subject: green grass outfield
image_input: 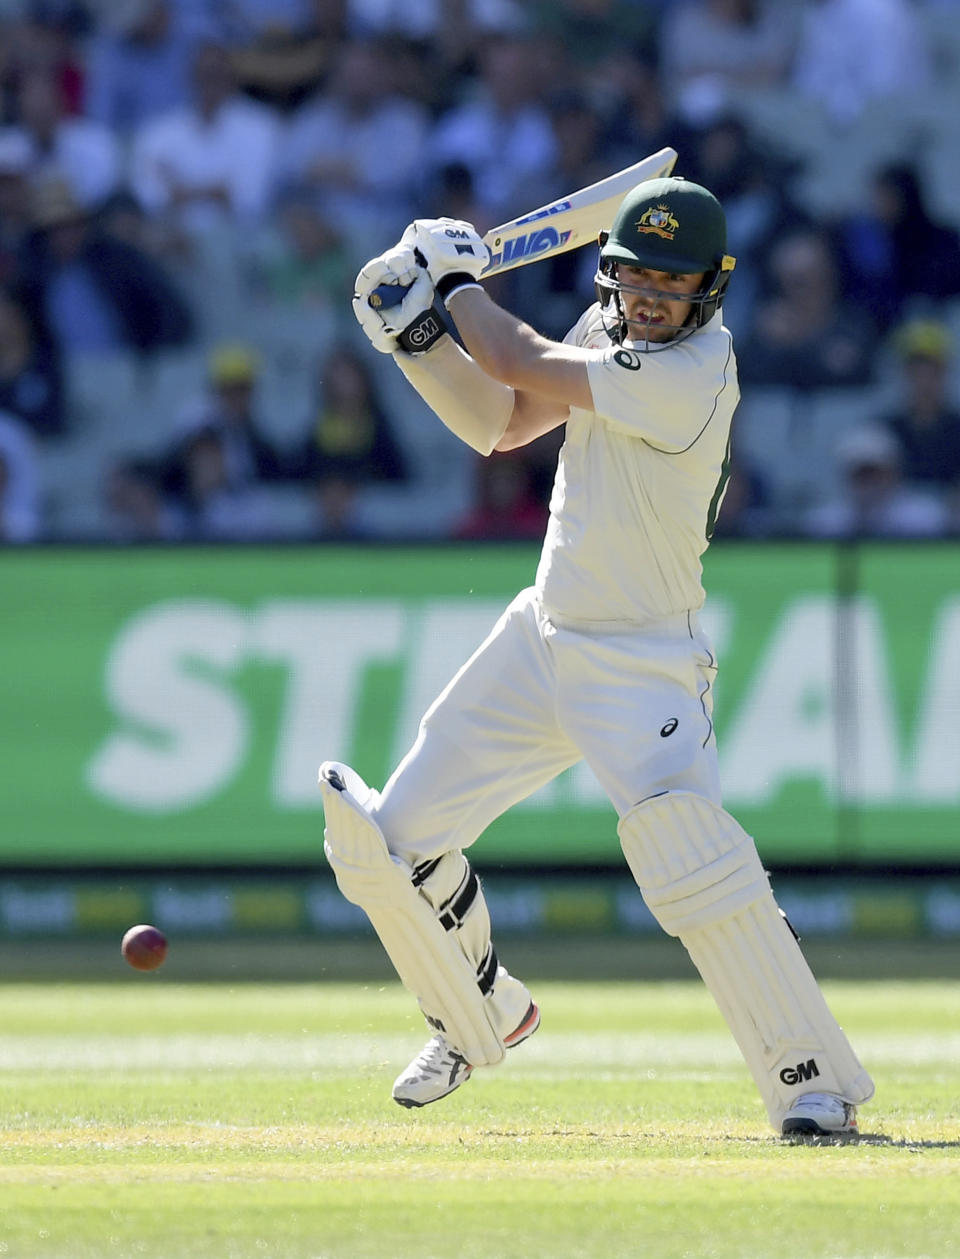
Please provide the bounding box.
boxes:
[1,977,958,1259]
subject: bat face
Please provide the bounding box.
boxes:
[481,147,677,279]
[369,147,677,313]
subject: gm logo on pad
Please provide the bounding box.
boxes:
[779,1058,820,1086]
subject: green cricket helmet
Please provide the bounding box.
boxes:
[594,176,736,349]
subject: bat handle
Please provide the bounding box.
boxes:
[367,247,428,311]
[368,280,410,311]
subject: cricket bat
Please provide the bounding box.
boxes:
[369,146,678,330]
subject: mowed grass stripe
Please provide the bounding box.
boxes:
[3,978,957,1033]
[2,1173,959,1259]
[0,1030,743,1071]
[4,1148,960,1182]
[1,1029,959,1072]
[1,980,958,1259]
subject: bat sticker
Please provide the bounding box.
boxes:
[485,227,573,271]
[515,200,574,225]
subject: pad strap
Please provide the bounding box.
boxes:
[412,858,492,987]
[437,865,480,931]
[477,943,498,996]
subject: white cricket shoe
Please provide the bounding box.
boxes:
[392,1035,473,1108]
[781,1092,859,1138]
[392,1002,540,1109]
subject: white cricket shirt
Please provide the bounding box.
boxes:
[534,305,739,628]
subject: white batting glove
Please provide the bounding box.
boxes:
[352,245,443,355]
[402,218,490,305]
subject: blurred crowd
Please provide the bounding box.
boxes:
[1,0,960,544]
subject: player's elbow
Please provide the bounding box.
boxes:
[492,428,524,452]
[493,393,568,451]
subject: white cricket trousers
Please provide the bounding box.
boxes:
[372,587,722,865]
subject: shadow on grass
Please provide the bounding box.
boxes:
[479,1129,960,1150]
[761,1133,960,1149]
[858,1135,960,1149]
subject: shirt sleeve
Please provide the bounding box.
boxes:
[585,333,737,452]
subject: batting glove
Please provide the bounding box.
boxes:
[352,245,447,355]
[402,218,490,305]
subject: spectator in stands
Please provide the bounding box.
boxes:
[347,0,525,53]
[0,7,87,122]
[736,227,877,390]
[101,455,185,541]
[682,111,809,334]
[281,38,430,256]
[525,1,657,75]
[791,0,933,125]
[658,0,797,114]
[96,187,170,261]
[177,423,275,540]
[295,343,407,535]
[507,89,615,338]
[0,286,63,437]
[805,424,947,537]
[708,455,773,538]
[246,189,352,314]
[0,409,40,542]
[0,132,34,287]
[84,0,195,136]
[16,180,194,356]
[226,0,346,110]
[428,33,558,226]
[163,339,294,521]
[879,320,960,489]
[423,161,486,235]
[214,0,318,44]
[5,66,120,209]
[833,163,960,334]
[129,39,280,234]
[596,52,688,182]
[165,345,288,508]
[455,452,548,540]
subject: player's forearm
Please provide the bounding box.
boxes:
[394,336,514,456]
[445,287,548,384]
[446,287,595,413]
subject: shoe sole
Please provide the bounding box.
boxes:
[782,1118,858,1138]
[393,1069,473,1109]
[504,1002,540,1049]
[782,1118,828,1136]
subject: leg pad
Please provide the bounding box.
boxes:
[619,791,875,1129]
[319,761,505,1066]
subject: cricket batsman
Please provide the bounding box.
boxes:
[318,175,875,1138]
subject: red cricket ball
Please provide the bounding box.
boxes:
[121,923,168,971]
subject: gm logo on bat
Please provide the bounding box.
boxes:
[486,227,573,271]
